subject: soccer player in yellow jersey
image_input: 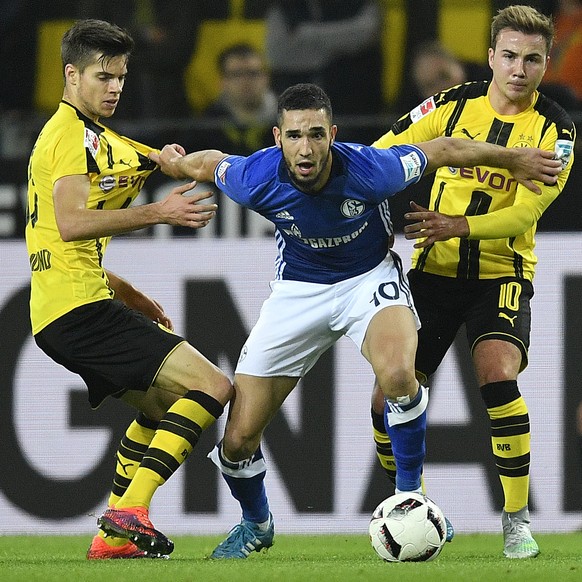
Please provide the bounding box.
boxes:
[25,19,233,559]
[370,5,575,559]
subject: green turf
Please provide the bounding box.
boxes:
[0,533,581,582]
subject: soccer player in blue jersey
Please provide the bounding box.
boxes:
[142,83,560,558]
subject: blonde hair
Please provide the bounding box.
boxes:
[491,5,554,54]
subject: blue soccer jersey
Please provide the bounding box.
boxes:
[214,142,427,283]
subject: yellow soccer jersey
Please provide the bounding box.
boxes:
[25,101,158,334]
[373,81,575,280]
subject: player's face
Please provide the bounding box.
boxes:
[273,108,337,193]
[65,54,128,121]
[488,28,548,114]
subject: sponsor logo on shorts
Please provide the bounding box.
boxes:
[498,312,517,327]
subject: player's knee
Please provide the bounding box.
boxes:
[202,369,234,405]
[222,430,261,462]
[376,365,417,401]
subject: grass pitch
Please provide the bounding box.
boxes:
[0,533,581,582]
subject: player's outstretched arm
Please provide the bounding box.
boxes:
[53,176,217,241]
[417,137,561,194]
[149,144,229,182]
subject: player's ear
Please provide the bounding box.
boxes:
[64,63,78,85]
[330,124,338,144]
[273,126,282,149]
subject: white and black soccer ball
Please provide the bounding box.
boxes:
[369,492,447,562]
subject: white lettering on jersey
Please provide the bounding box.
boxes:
[282,221,368,248]
[84,128,99,159]
[399,151,422,182]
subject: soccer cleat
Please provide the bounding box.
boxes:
[97,506,174,556]
[210,513,275,559]
[502,506,540,559]
[86,534,169,559]
[445,517,455,542]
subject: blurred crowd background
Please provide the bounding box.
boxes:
[1,0,581,237]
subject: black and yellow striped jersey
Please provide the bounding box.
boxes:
[25,101,158,334]
[373,81,575,280]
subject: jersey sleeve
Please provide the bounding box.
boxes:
[372,96,448,148]
[213,154,253,206]
[467,120,576,239]
[364,144,428,202]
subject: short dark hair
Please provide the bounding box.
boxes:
[277,83,333,126]
[61,19,134,74]
[217,43,263,74]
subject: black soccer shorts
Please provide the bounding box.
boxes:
[35,299,185,409]
[408,270,533,380]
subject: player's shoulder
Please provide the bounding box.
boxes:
[392,81,489,134]
[534,91,576,137]
[332,141,401,171]
[436,80,489,104]
[45,102,103,143]
[332,141,374,159]
[333,140,424,167]
[222,145,281,189]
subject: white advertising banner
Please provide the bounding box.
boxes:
[1,234,581,535]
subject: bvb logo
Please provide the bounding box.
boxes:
[340,199,365,218]
[514,141,531,148]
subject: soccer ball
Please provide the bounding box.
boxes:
[369,492,447,562]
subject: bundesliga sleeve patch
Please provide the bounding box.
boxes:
[410,96,436,124]
[399,150,423,182]
[216,160,231,185]
[555,139,573,169]
[84,128,99,159]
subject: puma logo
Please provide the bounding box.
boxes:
[562,128,574,139]
[461,128,481,140]
[116,454,135,476]
[498,312,517,327]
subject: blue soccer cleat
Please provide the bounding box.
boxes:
[445,516,455,542]
[210,514,275,559]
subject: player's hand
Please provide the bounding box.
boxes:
[404,201,469,248]
[133,295,174,330]
[510,148,562,194]
[149,144,188,179]
[158,181,217,228]
[113,281,175,330]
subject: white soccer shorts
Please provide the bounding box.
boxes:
[235,253,420,377]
